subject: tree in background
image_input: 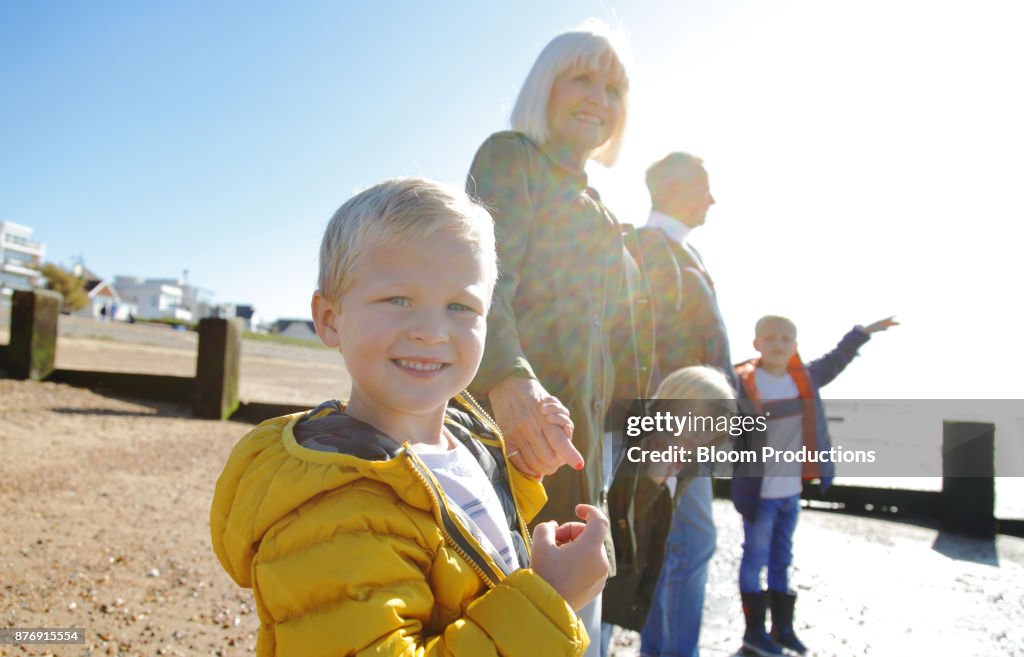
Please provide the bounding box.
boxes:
[40,263,88,312]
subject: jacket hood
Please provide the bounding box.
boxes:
[209,401,436,588]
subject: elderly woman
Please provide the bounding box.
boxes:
[466,23,655,650]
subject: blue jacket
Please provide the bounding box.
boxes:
[731,327,871,520]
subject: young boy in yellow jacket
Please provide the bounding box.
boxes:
[210,178,609,657]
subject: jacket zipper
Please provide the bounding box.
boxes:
[403,450,503,588]
[457,391,501,436]
[456,392,533,560]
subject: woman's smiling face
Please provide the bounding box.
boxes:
[545,53,626,163]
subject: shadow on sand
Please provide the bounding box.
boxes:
[931,531,999,567]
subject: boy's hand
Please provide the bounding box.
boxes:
[541,398,574,439]
[530,504,610,611]
[489,376,583,477]
[861,316,899,334]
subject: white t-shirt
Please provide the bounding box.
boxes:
[754,368,804,499]
[415,439,521,571]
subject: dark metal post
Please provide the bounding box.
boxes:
[941,420,995,537]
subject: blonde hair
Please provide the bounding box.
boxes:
[755,315,798,339]
[317,178,497,305]
[510,20,631,166]
[655,366,737,415]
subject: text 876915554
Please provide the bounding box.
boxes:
[0,628,86,644]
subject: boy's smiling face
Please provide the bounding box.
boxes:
[312,230,490,440]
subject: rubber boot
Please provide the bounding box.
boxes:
[769,590,808,655]
[741,591,784,657]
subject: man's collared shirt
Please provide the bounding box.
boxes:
[646,209,692,247]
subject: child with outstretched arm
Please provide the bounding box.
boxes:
[732,315,897,656]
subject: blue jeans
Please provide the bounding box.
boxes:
[739,494,800,593]
[579,596,602,657]
[640,475,716,657]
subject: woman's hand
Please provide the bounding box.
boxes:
[488,375,582,477]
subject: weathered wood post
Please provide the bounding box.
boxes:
[192,318,242,420]
[8,289,61,380]
[941,420,995,537]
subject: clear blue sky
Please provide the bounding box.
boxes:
[3,0,1022,398]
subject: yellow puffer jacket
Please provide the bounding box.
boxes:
[210,394,588,657]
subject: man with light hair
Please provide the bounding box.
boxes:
[634,152,733,657]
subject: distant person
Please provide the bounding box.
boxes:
[626,152,732,657]
[732,314,898,656]
[99,305,107,321]
[465,22,654,652]
[110,302,118,321]
[210,178,609,656]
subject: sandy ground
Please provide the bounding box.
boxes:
[0,381,261,657]
[2,315,1023,656]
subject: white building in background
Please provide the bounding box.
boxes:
[102,270,256,324]
[114,276,193,322]
[70,264,135,321]
[180,282,217,319]
[0,221,45,296]
[83,279,131,320]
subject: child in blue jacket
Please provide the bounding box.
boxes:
[732,314,897,656]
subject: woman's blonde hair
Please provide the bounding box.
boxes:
[510,20,631,166]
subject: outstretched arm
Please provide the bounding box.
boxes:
[807,316,897,387]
